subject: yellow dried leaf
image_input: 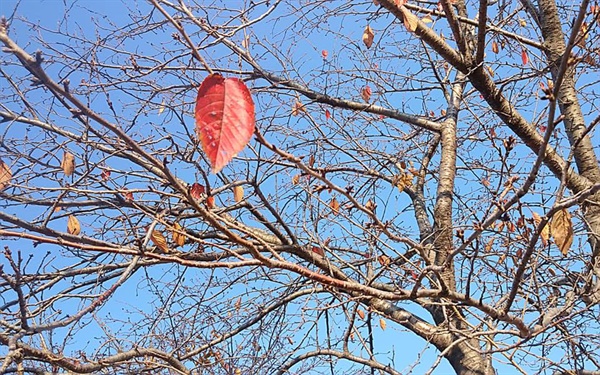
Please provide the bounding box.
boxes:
[484,237,495,252]
[292,174,300,185]
[362,25,374,49]
[61,151,75,176]
[365,199,376,213]
[421,14,433,24]
[0,159,11,190]
[67,215,81,235]
[550,209,573,256]
[531,211,550,247]
[233,185,244,203]
[491,40,499,54]
[172,222,186,247]
[379,318,386,330]
[292,100,306,116]
[158,100,165,115]
[357,309,365,320]
[151,229,170,253]
[329,197,340,214]
[378,255,391,267]
[403,9,419,32]
[235,297,242,311]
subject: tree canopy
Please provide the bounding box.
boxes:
[1,1,600,374]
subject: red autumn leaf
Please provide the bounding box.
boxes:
[311,246,325,256]
[325,109,331,120]
[101,170,111,181]
[206,195,216,209]
[521,49,529,65]
[190,183,205,199]
[321,50,328,59]
[195,74,255,173]
[123,188,133,202]
[361,86,372,103]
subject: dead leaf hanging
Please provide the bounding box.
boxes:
[329,197,340,214]
[531,211,550,247]
[233,185,244,202]
[172,222,186,247]
[0,159,11,190]
[61,151,75,176]
[150,229,170,253]
[195,74,255,173]
[402,9,419,32]
[550,209,573,256]
[67,215,81,235]
[362,25,374,49]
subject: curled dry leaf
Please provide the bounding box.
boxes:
[206,195,216,209]
[361,86,372,103]
[67,215,81,235]
[150,229,170,253]
[329,197,340,214]
[492,40,499,54]
[403,9,419,32]
[172,222,186,247]
[378,255,391,267]
[291,100,306,116]
[379,318,387,330]
[521,49,529,66]
[321,49,328,59]
[550,209,573,256]
[0,159,11,190]
[531,211,550,247]
[311,246,325,256]
[190,183,205,199]
[362,25,374,49]
[365,199,377,213]
[357,309,365,320]
[233,185,244,202]
[101,169,111,181]
[292,174,300,185]
[61,151,75,176]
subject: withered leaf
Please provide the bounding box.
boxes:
[151,229,170,253]
[233,185,244,203]
[172,222,186,247]
[61,151,75,176]
[67,215,81,235]
[531,211,550,247]
[550,209,573,256]
[0,159,11,190]
[362,25,374,49]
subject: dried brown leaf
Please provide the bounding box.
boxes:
[0,159,11,190]
[61,151,75,176]
[362,25,374,49]
[550,209,573,256]
[233,185,244,203]
[151,229,170,253]
[172,222,186,247]
[531,211,550,247]
[67,215,81,235]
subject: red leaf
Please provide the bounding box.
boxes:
[206,195,216,209]
[195,74,255,173]
[190,183,205,199]
[123,188,133,202]
[361,86,372,102]
[101,170,111,181]
[321,50,328,59]
[312,246,325,256]
[325,109,331,120]
[521,49,529,65]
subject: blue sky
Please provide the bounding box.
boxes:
[2,0,596,374]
